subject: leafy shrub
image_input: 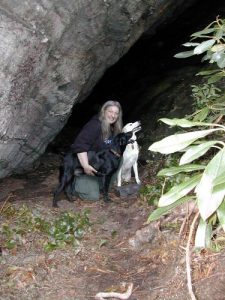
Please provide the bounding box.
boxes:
[148,18,225,249]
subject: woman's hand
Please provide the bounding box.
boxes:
[83,165,97,176]
[77,152,97,176]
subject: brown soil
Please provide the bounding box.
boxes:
[0,153,225,300]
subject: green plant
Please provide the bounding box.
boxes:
[140,183,162,206]
[0,204,90,251]
[44,210,90,251]
[148,18,225,249]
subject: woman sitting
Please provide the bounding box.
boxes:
[70,100,123,201]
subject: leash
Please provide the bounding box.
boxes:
[109,148,121,158]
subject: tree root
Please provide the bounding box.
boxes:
[95,283,133,300]
[186,212,199,300]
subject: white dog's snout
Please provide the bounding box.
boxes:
[122,121,141,133]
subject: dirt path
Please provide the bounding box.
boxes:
[0,153,225,300]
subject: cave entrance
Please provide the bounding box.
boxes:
[50,0,224,152]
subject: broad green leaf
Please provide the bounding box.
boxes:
[158,174,201,207]
[208,74,223,85]
[211,44,225,52]
[157,164,205,176]
[196,148,225,220]
[179,141,218,165]
[197,184,225,222]
[211,51,223,62]
[194,218,212,249]
[213,171,225,186]
[215,28,224,40]
[217,200,225,232]
[159,118,217,128]
[196,69,220,76]
[148,129,218,154]
[213,182,225,194]
[191,28,216,37]
[147,196,192,222]
[174,50,194,58]
[193,39,215,55]
[202,52,212,62]
[159,118,201,128]
[217,53,225,68]
[193,107,209,122]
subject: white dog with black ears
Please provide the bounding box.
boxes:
[117,121,141,187]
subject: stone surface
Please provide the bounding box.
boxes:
[0,0,197,178]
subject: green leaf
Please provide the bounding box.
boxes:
[217,53,225,68]
[196,148,225,220]
[215,28,224,40]
[159,118,217,128]
[157,164,205,176]
[211,51,223,62]
[6,239,16,249]
[183,42,200,47]
[147,196,192,222]
[196,69,220,76]
[159,118,202,128]
[194,218,212,249]
[158,174,201,207]
[193,39,215,55]
[179,141,218,165]
[149,129,218,154]
[213,171,225,186]
[207,74,223,84]
[211,44,225,52]
[191,28,216,37]
[99,239,108,248]
[193,107,209,122]
[174,50,194,58]
[217,200,225,232]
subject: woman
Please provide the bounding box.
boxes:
[70,100,123,200]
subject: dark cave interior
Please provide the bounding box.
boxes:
[50,0,225,152]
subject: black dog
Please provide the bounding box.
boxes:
[53,131,133,207]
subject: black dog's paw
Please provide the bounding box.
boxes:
[67,195,77,202]
[52,202,59,208]
[103,197,112,203]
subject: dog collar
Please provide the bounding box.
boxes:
[110,149,121,158]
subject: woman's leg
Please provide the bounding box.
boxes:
[71,175,100,201]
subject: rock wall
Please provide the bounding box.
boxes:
[0,0,197,178]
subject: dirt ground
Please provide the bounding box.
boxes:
[1,152,225,300]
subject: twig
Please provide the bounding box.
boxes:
[179,202,197,238]
[89,267,115,274]
[186,212,199,300]
[0,193,12,214]
[193,271,225,283]
[95,283,133,300]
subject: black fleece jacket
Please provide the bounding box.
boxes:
[71,115,106,153]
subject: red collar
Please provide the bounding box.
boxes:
[109,149,121,158]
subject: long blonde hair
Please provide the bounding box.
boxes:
[99,101,123,140]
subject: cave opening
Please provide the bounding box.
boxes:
[50,0,225,152]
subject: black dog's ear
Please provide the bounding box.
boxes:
[119,136,127,146]
[126,131,133,140]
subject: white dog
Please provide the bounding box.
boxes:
[117,121,141,187]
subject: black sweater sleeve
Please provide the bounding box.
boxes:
[71,116,102,153]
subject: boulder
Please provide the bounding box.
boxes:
[0,0,197,178]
